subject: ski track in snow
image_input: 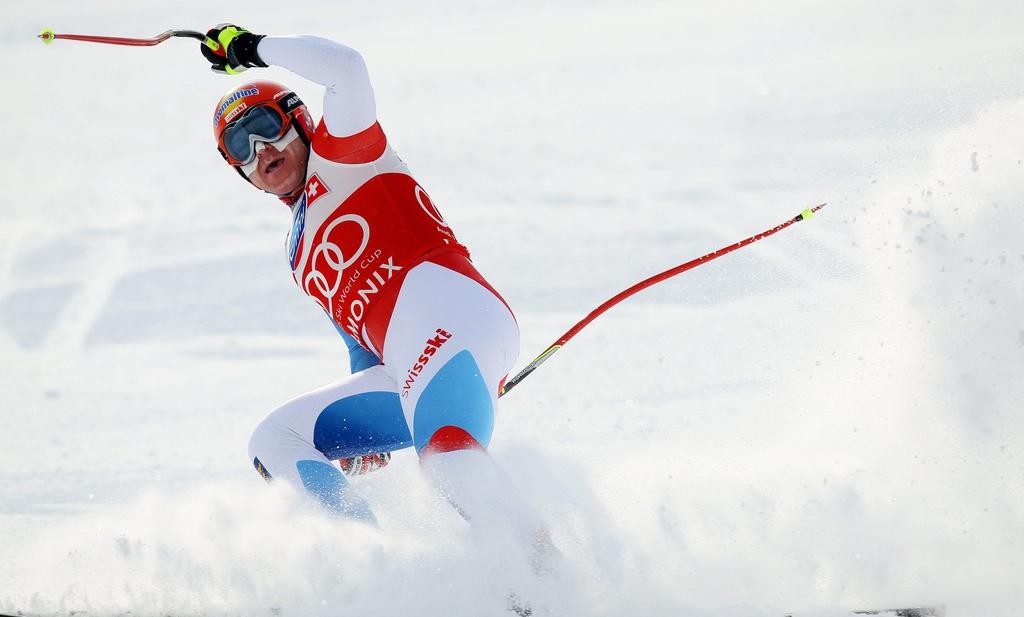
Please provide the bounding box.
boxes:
[2,1,1023,616]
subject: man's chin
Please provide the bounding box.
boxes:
[257,171,299,195]
[273,176,305,197]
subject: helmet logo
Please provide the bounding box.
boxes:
[214,87,260,124]
[223,102,248,123]
[280,93,302,113]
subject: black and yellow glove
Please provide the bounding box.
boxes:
[200,24,267,75]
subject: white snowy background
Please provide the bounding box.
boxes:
[1,1,1022,615]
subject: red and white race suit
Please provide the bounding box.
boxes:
[288,119,485,356]
[246,36,543,546]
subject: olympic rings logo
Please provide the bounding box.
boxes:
[303,213,370,314]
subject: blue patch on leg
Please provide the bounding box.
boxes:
[313,391,413,459]
[295,459,377,523]
[413,350,494,453]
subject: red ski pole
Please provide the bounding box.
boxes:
[498,203,826,397]
[38,27,218,49]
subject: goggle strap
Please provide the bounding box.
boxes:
[234,164,252,185]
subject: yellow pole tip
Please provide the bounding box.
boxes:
[38,28,56,45]
[801,207,815,220]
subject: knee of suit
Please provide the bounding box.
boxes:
[413,350,496,453]
[422,425,487,457]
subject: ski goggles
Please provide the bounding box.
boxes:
[218,104,291,167]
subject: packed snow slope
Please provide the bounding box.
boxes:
[2,1,1022,615]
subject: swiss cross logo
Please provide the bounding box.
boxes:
[304,173,330,207]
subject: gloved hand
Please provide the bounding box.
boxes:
[200,24,267,75]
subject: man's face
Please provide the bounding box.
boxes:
[247,136,309,196]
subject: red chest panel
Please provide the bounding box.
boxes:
[295,172,465,345]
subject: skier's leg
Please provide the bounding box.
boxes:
[247,365,412,522]
[382,258,544,544]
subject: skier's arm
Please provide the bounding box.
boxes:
[255,36,377,138]
[201,26,377,138]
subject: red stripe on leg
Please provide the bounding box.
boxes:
[422,426,484,456]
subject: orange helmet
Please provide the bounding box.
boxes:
[212,80,315,184]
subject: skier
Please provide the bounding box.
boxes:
[201,25,542,543]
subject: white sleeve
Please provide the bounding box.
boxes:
[256,35,377,138]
